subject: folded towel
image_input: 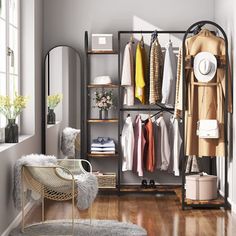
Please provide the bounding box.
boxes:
[91,147,116,151]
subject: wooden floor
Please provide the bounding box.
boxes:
[24,193,236,236]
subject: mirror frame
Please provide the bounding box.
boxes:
[42,45,83,156]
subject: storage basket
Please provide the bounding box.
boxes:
[186,174,217,200]
[94,172,116,188]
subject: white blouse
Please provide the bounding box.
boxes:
[161,41,177,107]
[121,42,134,106]
[121,116,134,171]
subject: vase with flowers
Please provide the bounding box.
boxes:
[0,94,28,143]
[94,90,113,119]
[47,93,63,124]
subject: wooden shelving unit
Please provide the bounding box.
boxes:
[87,153,119,158]
[87,50,118,55]
[87,84,119,88]
[84,31,120,192]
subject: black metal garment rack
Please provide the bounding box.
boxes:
[181,20,229,210]
[118,22,229,209]
[118,30,186,195]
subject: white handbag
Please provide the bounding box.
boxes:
[196,119,219,139]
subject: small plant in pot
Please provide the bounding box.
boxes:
[0,94,28,143]
[47,93,63,124]
[94,90,113,119]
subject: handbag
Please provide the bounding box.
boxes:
[196,119,219,139]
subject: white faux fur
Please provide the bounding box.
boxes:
[13,154,98,211]
[13,154,57,210]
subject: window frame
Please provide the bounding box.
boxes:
[0,0,21,129]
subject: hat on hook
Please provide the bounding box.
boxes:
[193,52,217,82]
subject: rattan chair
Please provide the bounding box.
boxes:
[21,159,92,234]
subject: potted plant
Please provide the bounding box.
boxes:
[0,94,28,143]
[94,90,113,119]
[47,93,63,124]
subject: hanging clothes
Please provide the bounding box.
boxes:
[121,116,134,171]
[121,42,134,106]
[176,29,232,156]
[169,117,182,176]
[135,41,147,104]
[149,38,163,104]
[155,116,170,171]
[185,156,200,173]
[144,118,155,172]
[133,115,146,177]
[174,48,183,118]
[161,41,177,107]
[153,117,162,170]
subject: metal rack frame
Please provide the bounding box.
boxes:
[83,22,229,208]
[118,30,185,195]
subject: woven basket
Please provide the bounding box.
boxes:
[95,173,116,188]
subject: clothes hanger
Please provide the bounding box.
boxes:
[151,30,158,44]
[169,34,172,43]
[140,30,144,48]
[129,35,135,44]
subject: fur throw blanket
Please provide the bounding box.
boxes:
[13,154,98,211]
[61,127,80,157]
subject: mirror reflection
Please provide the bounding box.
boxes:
[45,46,81,158]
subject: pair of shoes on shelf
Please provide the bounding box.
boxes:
[141,179,156,188]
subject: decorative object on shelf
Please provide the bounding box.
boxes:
[186,174,217,200]
[0,94,28,143]
[94,90,113,120]
[92,34,113,52]
[47,93,63,124]
[99,109,108,119]
[93,76,112,85]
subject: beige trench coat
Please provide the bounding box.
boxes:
[177,29,232,157]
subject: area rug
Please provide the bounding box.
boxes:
[10,219,147,236]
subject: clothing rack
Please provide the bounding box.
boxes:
[118,22,229,209]
[181,20,229,210]
[118,30,188,196]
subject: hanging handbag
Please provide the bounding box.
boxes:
[196,119,219,139]
[195,71,219,139]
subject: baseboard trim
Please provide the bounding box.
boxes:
[1,201,34,236]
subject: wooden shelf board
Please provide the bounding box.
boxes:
[120,185,180,193]
[87,119,118,123]
[87,153,119,158]
[87,84,119,88]
[175,188,225,205]
[87,50,118,55]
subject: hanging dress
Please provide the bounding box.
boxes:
[162,41,177,107]
[135,41,147,104]
[121,42,135,106]
[149,38,163,104]
[133,115,146,177]
[121,116,134,171]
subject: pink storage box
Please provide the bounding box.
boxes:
[186,174,218,200]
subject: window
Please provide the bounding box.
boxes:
[0,0,20,128]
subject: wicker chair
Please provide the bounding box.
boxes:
[21,159,92,234]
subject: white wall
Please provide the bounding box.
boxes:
[0,0,43,234]
[43,0,215,54]
[214,0,236,212]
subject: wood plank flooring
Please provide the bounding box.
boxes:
[24,193,236,236]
